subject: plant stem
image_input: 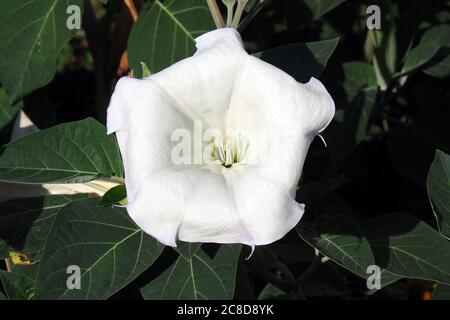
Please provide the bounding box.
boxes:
[231,0,248,28]
[5,258,12,272]
[238,0,264,32]
[296,249,322,298]
[224,0,236,27]
[207,0,225,28]
[123,0,138,21]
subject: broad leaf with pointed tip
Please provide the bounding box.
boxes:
[362,213,450,285]
[256,39,339,83]
[297,215,375,280]
[35,199,164,300]
[0,88,21,144]
[0,0,83,103]
[0,194,89,260]
[128,0,214,78]
[427,150,450,239]
[174,242,201,260]
[0,265,37,300]
[141,245,241,300]
[303,0,347,19]
[0,118,123,183]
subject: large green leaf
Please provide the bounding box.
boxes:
[258,283,286,300]
[0,268,36,300]
[128,0,214,78]
[340,62,377,101]
[0,291,5,300]
[0,118,123,183]
[256,38,339,83]
[427,150,450,239]
[401,43,440,75]
[420,24,450,78]
[0,88,21,145]
[423,52,450,78]
[303,0,347,19]
[141,245,241,300]
[0,194,89,260]
[327,88,377,160]
[420,24,450,48]
[0,0,83,103]
[35,199,164,299]
[362,213,450,285]
[297,215,375,280]
[174,242,202,260]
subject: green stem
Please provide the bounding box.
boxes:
[224,1,236,27]
[5,258,12,272]
[295,250,322,298]
[231,0,248,28]
[207,0,225,28]
[238,0,264,32]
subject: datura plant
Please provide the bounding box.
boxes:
[0,0,449,301]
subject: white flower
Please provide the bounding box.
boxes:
[107,28,335,247]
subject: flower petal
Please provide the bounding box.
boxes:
[150,28,246,129]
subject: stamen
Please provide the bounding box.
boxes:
[212,133,249,168]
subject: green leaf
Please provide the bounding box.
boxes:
[257,283,286,300]
[362,213,450,285]
[0,291,6,300]
[433,284,450,300]
[371,21,397,90]
[297,215,375,279]
[256,38,339,83]
[0,88,21,145]
[0,268,36,300]
[420,24,450,78]
[400,43,440,75]
[327,88,377,160]
[302,264,348,297]
[174,242,202,260]
[341,62,377,101]
[420,24,450,47]
[303,0,347,20]
[427,150,450,239]
[98,184,127,207]
[423,52,450,78]
[35,199,164,299]
[141,245,241,300]
[0,194,90,260]
[0,118,123,184]
[128,0,214,78]
[0,0,83,103]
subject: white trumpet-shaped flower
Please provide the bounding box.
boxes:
[107,28,335,247]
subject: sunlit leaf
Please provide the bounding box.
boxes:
[0,118,123,183]
[0,0,83,103]
[35,199,164,299]
[128,0,214,78]
[141,245,241,300]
